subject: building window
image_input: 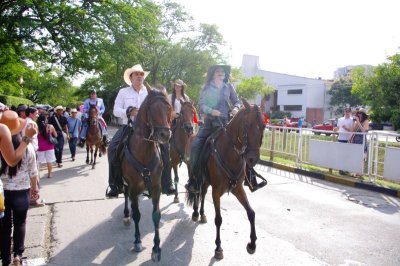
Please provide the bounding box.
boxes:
[284,105,302,111]
[287,89,303,94]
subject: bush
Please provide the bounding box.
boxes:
[0,94,34,107]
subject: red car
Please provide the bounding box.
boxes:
[312,119,337,136]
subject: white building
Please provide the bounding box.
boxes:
[240,54,333,123]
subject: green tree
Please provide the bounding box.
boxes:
[236,75,275,100]
[328,78,362,115]
[352,54,400,129]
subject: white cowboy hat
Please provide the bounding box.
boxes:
[70,108,78,113]
[123,64,150,85]
[0,110,27,135]
[54,105,64,111]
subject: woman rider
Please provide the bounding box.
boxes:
[185,65,241,192]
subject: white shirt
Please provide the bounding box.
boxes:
[23,117,39,152]
[168,94,190,114]
[113,85,148,125]
[337,116,353,141]
[1,144,38,191]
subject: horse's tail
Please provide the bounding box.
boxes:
[99,143,107,155]
[185,189,201,207]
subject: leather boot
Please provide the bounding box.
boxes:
[106,185,120,198]
[102,135,108,146]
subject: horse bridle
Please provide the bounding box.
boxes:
[143,95,172,142]
[233,109,263,157]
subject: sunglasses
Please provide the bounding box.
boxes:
[133,72,144,77]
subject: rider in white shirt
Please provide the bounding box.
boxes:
[106,64,176,198]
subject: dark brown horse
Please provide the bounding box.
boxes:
[121,87,172,262]
[169,100,196,203]
[85,104,106,169]
[186,99,265,259]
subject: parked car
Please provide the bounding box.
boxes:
[312,119,337,136]
[270,119,306,132]
[369,122,393,130]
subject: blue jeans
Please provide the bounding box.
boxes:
[68,137,78,158]
[80,119,107,139]
[54,132,65,164]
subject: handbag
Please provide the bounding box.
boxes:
[48,129,58,145]
[68,119,78,143]
[54,115,68,144]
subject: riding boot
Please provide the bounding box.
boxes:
[78,138,85,148]
[245,166,267,192]
[185,137,203,193]
[160,143,176,196]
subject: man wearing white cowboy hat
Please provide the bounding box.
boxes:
[49,105,69,168]
[106,64,176,198]
[77,88,108,147]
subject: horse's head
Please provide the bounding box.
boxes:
[136,87,172,144]
[231,98,265,168]
[179,100,196,135]
[88,104,99,126]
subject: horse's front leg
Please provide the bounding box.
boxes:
[233,184,257,255]
[173,164,179,203]
[151,187,162,262]
[86,145,90,164]
[131,195,142,252]
[199,183,208,223]
[90,147,94,165]
[92,147,98,169]
[212,190,223,260]
[123,186,131,226]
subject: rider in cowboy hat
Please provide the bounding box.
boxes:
[105,64,176,198]
[78,88,108,147]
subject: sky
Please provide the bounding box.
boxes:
[173,0,400,79]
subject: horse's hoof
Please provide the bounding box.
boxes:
[200,215,207,223]
[151,249,161,262]
[214,249,224,260]
[130,243,143,253]
[192,213,199,222]
[123,217,131,226]
[91,165,95,169]
[173,196,179,203]
[246,243,256,254]
[86,161,89,165]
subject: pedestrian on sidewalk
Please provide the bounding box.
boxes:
[0,134,39,266]
[49,106,69,168]
[37,113,57,179]
[334,107,354,175]
[67,108,82,161]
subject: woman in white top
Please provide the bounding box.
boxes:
[168,79,190,120]
[0,134,38,265]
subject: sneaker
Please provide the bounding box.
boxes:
[71,157,75,161]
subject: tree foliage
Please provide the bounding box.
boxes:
[352,54,400,129]
[235,75,275,100]
[328,78,362,115]
[0,0,227,109]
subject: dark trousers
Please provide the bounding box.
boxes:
[68,137,78,158]
[107,125,127,188]
[107,125,171,189]
[54,132,65,164]
[0,189,30,265]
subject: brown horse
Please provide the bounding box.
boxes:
[169,100,196,203]
[85,104,106,169]
[186,99,265,259]
[121,87,172,262]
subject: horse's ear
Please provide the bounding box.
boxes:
[144,82,152,93]
[254,104,260,112]
[242,97,250,109]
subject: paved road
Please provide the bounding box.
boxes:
[23,127,400,266]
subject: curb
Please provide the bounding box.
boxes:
[259,160,400,198]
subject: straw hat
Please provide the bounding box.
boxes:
[356,108,368,116]
[123,64,150,85]
[173,79,187,89]
[0,110,27,135]
[54,105,64,111]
